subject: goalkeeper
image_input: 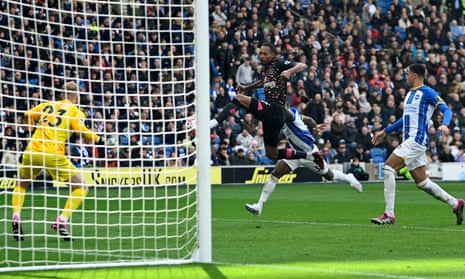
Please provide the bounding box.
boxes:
[11,81,104,241]
[245,107,363,217]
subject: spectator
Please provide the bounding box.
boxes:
[329,113,347,146]
[235,55,253,86]
[353,144,371,163]
[216,146,231,166]
[230,147,249,165]
[214,86,231,113]
[333,139,352,163]
[1,143,19,169]
[241,113,260,136]
[235,128,254,152]
[321,145,334,164]
[303,92,325,124]
[347,158,370,181]
[439,144,456,162]
[69,137,91,168]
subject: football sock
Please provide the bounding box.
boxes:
[12,186,26,216]
[277,148,307,159]
[418,179,457,207]
[214,100,241,124]
[383,165,396,216]
[331,170,348,182]
[61,188,88,220]
[258,175,279,207]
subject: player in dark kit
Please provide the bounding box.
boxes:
[210,42,308,160]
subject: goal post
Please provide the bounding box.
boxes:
[0,0,211,271]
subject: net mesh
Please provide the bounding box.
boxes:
[0,0,200,269]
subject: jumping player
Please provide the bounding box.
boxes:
[245,107,363,217]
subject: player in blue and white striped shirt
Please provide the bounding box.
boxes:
[371,63,464,225]
[245,107,362,217]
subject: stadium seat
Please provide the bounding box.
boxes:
[370,148,387,164]
[120,136,129,145]
[153,136,161,145]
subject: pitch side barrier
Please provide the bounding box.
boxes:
[0,162,459,189]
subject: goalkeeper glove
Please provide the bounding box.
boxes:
[96,135,106,145]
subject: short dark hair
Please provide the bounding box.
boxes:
[409,64,426,77]
[260,42,277,54]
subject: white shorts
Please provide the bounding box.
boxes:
[282,145,329,175]
[393,138,427,171]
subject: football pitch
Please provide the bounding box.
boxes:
[2,181,465,278]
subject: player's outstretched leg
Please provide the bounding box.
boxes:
[453,199,464,225]
[346,173,363,193]
[12,217,24,241]
[245,203,262,217]
[51,218,72,241]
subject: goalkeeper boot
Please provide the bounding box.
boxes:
[453,199,464,225]
[12,217,24,241]
[52,219,72,241]
[371,213,396,225]
[245,203,262,217]
[347,173,363,193]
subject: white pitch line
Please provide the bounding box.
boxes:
[215,218,465,233]
[215,262,431,279]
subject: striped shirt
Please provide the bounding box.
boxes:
[282,107,316,153]
[403,85,447,146]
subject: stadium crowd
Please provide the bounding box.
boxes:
[1,0,465,169]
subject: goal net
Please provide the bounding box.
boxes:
[0,0,211,271]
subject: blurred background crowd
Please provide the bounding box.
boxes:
[2,0,465,170]
[208,0,465,166]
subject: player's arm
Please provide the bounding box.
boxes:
[23,103,46,130]
[71,112,103,144]
[432,92,451,133]
[280,61,308,80]
[438,103,452,125]
[437,103,452,134]
[237,80,263,94]
[284,62,308,75]
[384,118,403,134]
[372,118,403,146]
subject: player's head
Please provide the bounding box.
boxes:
[62,81,80,102]
[407,64,426,86]
[258,42,277,65]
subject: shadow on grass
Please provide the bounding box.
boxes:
[202,264,227,279]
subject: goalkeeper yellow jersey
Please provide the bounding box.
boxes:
[24,100,99,155]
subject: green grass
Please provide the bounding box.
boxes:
[2,181,465,278]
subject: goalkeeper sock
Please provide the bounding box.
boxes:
[61,187,88,220]
[12,186,26,217]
